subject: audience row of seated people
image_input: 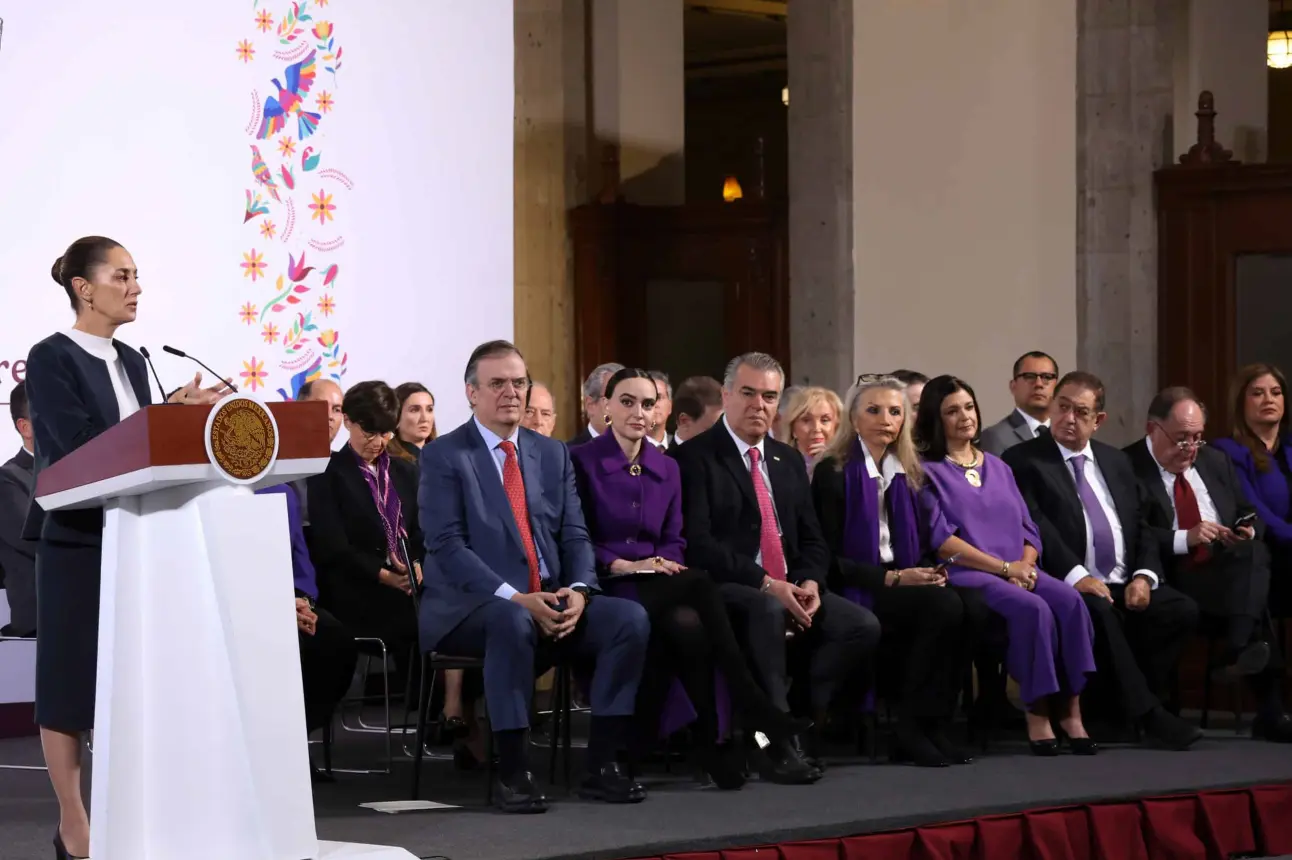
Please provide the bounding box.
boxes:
[10,342,1292,817]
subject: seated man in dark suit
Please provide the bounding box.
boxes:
[673,352,880,782]
[567,362,623,447]
[419,340,650,812]
[0,381,36,637]
[1004,372,1200,749]
[1125,386,1292,742]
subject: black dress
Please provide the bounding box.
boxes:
[23,332,152,732]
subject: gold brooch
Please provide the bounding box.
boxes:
[629,464,642,476]
[964,468,982,487]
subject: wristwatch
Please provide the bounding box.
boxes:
[572,584,593,605]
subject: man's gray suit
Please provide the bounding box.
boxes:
[980,411,1043,456]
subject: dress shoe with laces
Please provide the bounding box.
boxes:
[578,762,647,803]
[492,770,549,814]
[757,736,822,785]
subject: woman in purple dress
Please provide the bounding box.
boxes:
[912,375,1097,755]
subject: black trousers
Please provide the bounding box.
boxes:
[1083,584,1198,719]
[718,582,880,714]
[870,584,967,722]
[300,605,359,734]
[1173,540,1271,656]
[619,570,793,747]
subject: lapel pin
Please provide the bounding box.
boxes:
[773,455,781,462]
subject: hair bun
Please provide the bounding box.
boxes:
[51,256,65,287]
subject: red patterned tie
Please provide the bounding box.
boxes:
[747,447,787,580]
[499,441,542,593]
[1173,473,1210,564]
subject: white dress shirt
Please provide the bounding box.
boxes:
[722,416,781,565]
[1058,442,1156,588]
[1144,438,1220,556]
[1015,408,1050,438]
[473,418,585,599]
[64,328,140,421]
[586,421,601,440]
[861,439,904,564]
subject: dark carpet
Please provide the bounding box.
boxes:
[3,723,1292,860]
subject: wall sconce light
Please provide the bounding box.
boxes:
[722,176,743,202]
[782,87,789,106]
[1270,30,1292,69]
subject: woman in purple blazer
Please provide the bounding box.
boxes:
[571,368,805,789]
[1213,363,1292,614]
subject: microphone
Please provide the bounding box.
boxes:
[138,347,177,406]
[162,345,238,393]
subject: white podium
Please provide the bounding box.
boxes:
[34,398,417,860]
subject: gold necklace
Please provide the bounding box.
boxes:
[945,448,983,487]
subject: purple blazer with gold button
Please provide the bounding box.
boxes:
[570,428,686,570]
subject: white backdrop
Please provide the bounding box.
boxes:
[0,0,514,454]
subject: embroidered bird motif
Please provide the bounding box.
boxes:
[249,145,280,202]
[256,49,321,140]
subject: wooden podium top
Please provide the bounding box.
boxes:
[36,401,332,511]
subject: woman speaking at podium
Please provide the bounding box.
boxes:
[24,237,229,860]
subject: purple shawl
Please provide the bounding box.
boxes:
[840,436,921,571]
[353,447,406,562]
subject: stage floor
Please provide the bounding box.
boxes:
[3,723,1292,860]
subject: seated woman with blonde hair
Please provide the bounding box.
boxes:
[780,386,844,477]
[812,374,971,767]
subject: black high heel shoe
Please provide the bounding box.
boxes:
[1028,738,1060,757]
[1067,736,1099,756]
[53,828,87,860]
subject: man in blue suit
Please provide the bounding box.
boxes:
[419,340,650,813]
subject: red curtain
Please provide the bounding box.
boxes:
[636,783,1292,860]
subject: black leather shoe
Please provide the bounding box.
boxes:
[53,829,87,860]
[695,744,746,790]
[1142,708,1203,751]
[1213,641,1271,682]
[578,762,647,803]
[1067,736,1099,756]
[492,771,549,814]
[1253,712,1292,743]
[758,736,822,785]
[928,727,974,765]
[1028,738,1060,757]
[890,721,948,768]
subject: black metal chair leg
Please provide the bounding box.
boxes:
[561,670,573,788]
[322,719,334,776]
[548,666,564,786]
[410,653,432,799]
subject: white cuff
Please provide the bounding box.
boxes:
[1130,569,1159,589]
[1064,565,1092,588]
[1172,530,1189,555]
[495,582,519,600]
[569,582,588,592]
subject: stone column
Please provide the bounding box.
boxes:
[1076,0,1176,445]
[1172,0,1268,163]
[514,0,589,440]
[786,0,853,391]
[590,0,685,205]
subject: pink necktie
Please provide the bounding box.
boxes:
[747,447,787,580]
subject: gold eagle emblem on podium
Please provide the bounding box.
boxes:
[208,398,278,481]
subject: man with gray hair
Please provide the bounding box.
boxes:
[568,362,624,447]
[674,352,880,782]
[646,370,673,451]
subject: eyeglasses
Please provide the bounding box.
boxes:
[484,377,530,394]
[855,373,888,385]
[359,429,394,443]
[1151,422,1206,452]
[1015,372,1058,383]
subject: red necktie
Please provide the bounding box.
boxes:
[747,447,787,580]
[1172,473,1210,564]
[499,440,542,592]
